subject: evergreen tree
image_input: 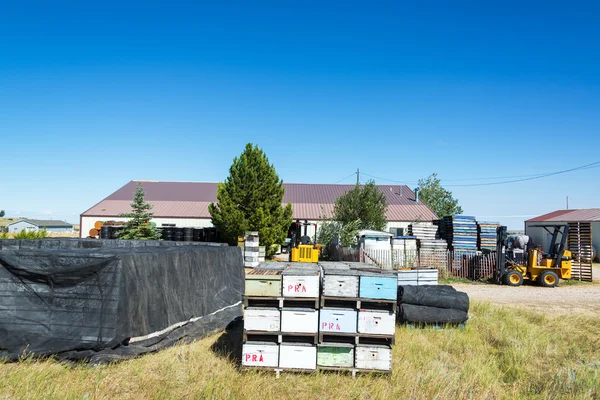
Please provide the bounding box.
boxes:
[333,180,388,231]
[0,210,5,217]
[417,173,463,217]
[209,143,292,255]
[119,183,161,240]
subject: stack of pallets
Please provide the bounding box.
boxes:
[439,216,478,252]
[319,262,396,376]
[477,222,500,251]
[241,263,321,376]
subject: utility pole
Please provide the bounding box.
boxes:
[356,168,360,185]
[566,196,569,210]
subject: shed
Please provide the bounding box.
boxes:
[7,219,73,233]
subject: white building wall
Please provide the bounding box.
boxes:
[80,216,214,238]
[8,221,38,233]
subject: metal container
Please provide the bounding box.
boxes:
[357,310,395,335]
[281,308,319,333]
[359,276,397,300]
[355,344,392,371]
[319,308,357,333]
[317,343,355,368]
[242,342,279,367]
[279,343,317,370]
[244,307,280,332]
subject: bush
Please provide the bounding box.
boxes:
[13,228,48,240]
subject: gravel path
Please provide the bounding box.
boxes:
[453,282,600,316]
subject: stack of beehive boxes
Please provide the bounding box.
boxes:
[318,262,397,375]
[397,268,439,286]
[244,232,260,268]
[242,263,321,375]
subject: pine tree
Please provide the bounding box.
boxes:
[209,143,293,255]
[119,183,161,240]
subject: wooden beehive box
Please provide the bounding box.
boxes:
[281,308,319,333]
[279,343,317,370]
[357,309,395,336]
[397,270,419,286]
[322,274,359,298]
[417,269,438,285]
[317,343,355,368]
[244,307,280,332]
[245,269,282,297]
[319,308,357,333]
[242,341,279,368]
[359,275,397,300]
[282,264,320,298]
[355,344,392,371]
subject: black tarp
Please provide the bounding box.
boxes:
[398,304,469,325]
[0,241,243,362]
[398,285,470,312]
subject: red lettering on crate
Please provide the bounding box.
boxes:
[245,354,251,362]
[252,354,257,362]
[322,322,327,329]
[287,284,308,293]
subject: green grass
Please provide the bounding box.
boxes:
[1,301,599,399]
[439,276,488,285]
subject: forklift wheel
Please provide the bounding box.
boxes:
[539,270,559,288]
[503,270,524,286]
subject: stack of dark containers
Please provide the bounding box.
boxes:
[397,285,469,326]
[159,227,219,243]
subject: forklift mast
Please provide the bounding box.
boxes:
[495,226,508,284]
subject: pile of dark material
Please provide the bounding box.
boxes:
[0,240,243,362]
[397,285,469,325]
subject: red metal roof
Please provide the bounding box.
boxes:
[526,209,600,223]
[82,181,438,222]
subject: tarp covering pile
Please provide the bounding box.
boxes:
[0,239,243,362]
[397,285,469,325]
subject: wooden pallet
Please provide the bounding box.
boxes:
[318,332,395,346]
[568,222,593,282]
[243,330,319,344]
[317,366,391,378]
[244,296,320,309]
[320,296,397,312]
[242,366,390,378]
[240,366,316,378]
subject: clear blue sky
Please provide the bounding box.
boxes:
[1,1,599,229]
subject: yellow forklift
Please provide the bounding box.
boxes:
[495,225,572,287]
[288,220,320,263]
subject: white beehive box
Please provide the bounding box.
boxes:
[319,308,357,333]
[244,308,280,332]
[397,270,419,286]
[355,344,392,371]
[242,342,279,367]
[279,343,317,370]
[281,308,319,333]
[282,275,320,298]
[322,275,359,298]
[357,310,395,336]
[417,269,438,285]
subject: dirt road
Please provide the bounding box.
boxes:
[453,282,600,316]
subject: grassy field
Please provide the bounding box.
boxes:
[1,301,599,399]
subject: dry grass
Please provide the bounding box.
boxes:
[1,302,599,399]
[0,232,79,239]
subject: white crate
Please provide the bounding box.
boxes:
[322,275,359,297]
[357,310,395,335]
[319,308,357,333]
[282,275,320,298]
[242,342,279,367]
[244,308,280,332]
[281,308,319,333]
[244,261,260,268]
[355,345,392,371]
[279,344,317,370]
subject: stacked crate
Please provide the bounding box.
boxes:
[242,263,321,376]
[319,263,396,375]
[244,232,260,268]
[397,268,439,285]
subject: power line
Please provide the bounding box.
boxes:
[361,160,600,187]
[334,172,358,184]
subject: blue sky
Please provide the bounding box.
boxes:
[1,1,599,229]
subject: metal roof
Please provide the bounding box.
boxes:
[8,219,73,228]
[526,209,600,223]
[82,181,438,222]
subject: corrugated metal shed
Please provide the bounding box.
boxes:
[526,209,600,223]
[82,181,438,222]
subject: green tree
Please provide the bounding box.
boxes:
[0,210,5,217]
[209,143,293,255]
[333,180,387,231]
[119,183,161,240]
[417,173,463,218]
